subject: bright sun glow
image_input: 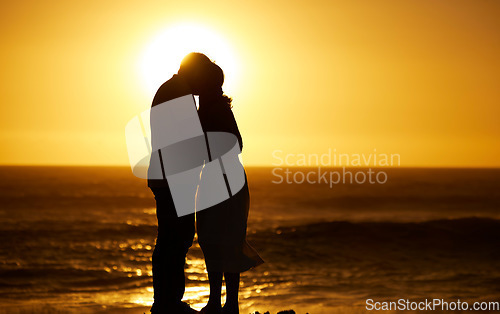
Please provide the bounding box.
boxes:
[139,23,239,97]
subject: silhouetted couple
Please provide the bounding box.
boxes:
[148,53,263,314]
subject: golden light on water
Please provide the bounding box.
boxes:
[130,289,153,307]
[118,254,287,311]
[125,257,224,311]
[126,283,225,311]
[184,286,226,311]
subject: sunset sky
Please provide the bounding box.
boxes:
[1,0,499,167]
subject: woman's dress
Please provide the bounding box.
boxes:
[196,99,264,273]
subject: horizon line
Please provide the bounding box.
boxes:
[1,163,500,169]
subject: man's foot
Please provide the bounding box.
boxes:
[221,302,239,314]
[150,301,198,314]
[178,301,199,314]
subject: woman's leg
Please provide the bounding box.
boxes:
[223,272,240,313]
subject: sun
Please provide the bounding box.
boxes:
[139,23,239,97]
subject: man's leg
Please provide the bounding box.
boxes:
[150,187,195,312]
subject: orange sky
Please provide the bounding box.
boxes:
[1,0,499,167]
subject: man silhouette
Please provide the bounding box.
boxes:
[148,73,198,314]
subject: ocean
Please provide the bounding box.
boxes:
[0,166,499,313]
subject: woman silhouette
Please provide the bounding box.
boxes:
[178,53,264,314]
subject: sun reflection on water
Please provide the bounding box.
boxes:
[113,254,275,312]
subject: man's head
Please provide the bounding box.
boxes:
[178,52,224,95]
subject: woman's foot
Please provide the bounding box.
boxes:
[200,301,222,314]
[221,302,239,314]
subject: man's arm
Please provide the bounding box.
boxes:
[152,74,192,107]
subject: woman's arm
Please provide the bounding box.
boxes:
[226,109,243,151]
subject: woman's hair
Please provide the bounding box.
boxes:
[178,52,232,109]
